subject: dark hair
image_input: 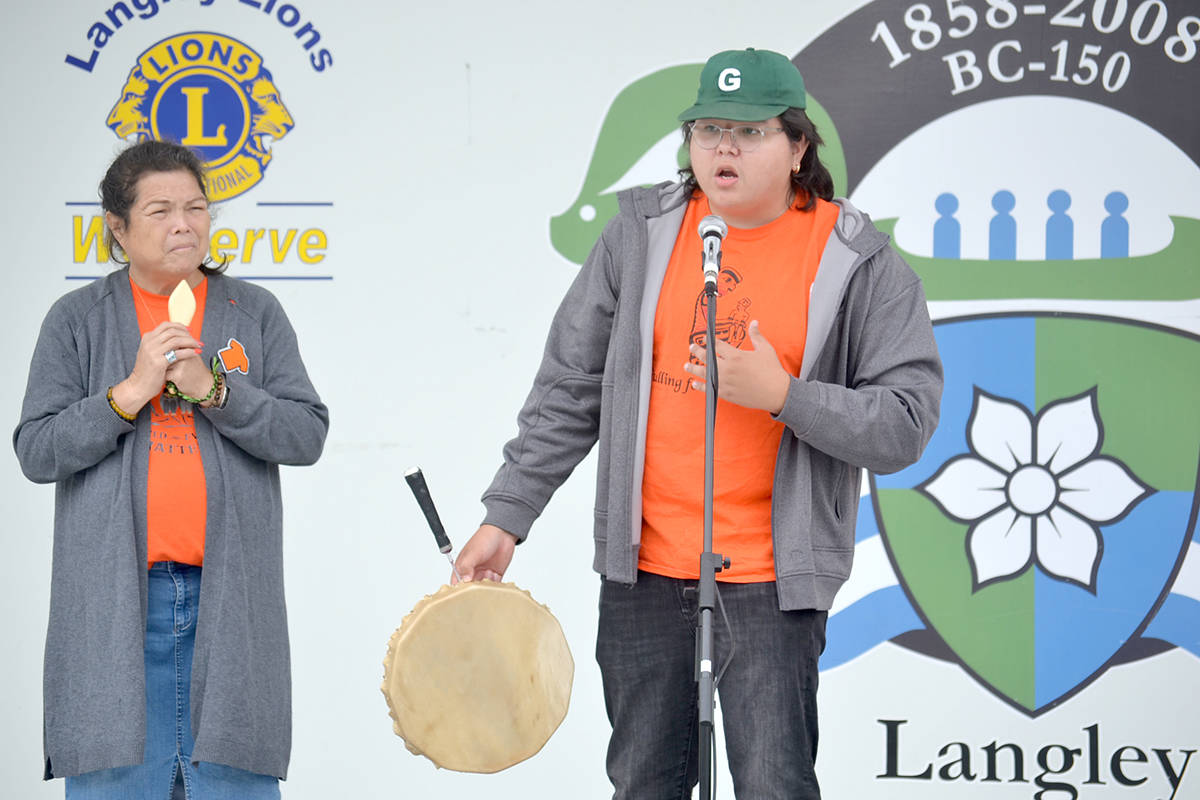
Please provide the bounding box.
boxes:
[99,139,227,274]
[677,106,834,211]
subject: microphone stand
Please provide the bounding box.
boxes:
[696,267,729,800]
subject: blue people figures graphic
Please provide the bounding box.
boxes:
[934,192,961,259]
[989,190,1017,260]
[1101,191,1130,258]
[1046,189,1074,260]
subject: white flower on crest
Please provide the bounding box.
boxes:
[919,388,1152,593]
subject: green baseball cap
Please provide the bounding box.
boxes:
[678,48,807,122]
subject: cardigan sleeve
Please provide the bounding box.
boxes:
[13,299,133,484]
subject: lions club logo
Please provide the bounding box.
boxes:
[106,32,294,202]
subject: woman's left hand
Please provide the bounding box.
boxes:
[685,320,791,414]
[165,349,217,404]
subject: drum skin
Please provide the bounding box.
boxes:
[381,581,574,773]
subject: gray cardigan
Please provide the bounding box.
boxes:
[13,270,328,779]
[482,183,942,610]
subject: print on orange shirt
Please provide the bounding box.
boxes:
[689,266,751,361]
[148,401,202,457]
[218,337,250,374]
[650,265,751,396]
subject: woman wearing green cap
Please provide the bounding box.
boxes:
[457,47,942,798]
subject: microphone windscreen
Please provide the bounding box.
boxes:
[698,215,727,241]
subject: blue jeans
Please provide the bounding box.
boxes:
[596,571,826,799]
[66,563,280,800]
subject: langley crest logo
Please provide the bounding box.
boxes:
[877,314,1197,717]
[106,32,294,202]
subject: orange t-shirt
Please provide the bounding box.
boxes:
[638,194,839,582]
[130,276,209,567]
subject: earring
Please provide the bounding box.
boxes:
[792,163,801,174]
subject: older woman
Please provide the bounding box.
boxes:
[14,139,328,799]
[456,49,942,798]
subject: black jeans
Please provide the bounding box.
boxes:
[596,571,826,799]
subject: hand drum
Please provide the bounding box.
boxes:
[381,581,573,773]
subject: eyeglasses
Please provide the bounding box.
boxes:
[689,122,786,152]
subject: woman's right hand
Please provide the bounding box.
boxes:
[111,321,203,416]
[453,524,518,584]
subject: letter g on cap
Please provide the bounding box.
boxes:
[718,68,741,91]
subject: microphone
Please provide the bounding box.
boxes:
[698,215,727,290]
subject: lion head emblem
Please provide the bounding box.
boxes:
[246,71,295,167]
[106,66,152,141]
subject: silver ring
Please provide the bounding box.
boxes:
[164,349,177,365]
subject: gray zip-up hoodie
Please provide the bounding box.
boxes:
[482,183,941,611]
[13,270,328,779]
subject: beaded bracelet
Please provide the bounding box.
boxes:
[215,374,231,409]
[106,386,136,422]
[164,357,223,406]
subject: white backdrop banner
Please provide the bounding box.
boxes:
[2,1,1196,798]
